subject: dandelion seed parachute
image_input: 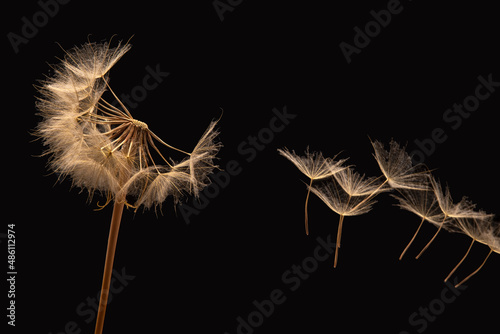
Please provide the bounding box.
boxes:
[415,177,491,259]
[308,180,377,218]
[444,216,498,286]
[333,167,386,197]
[308,171,378,267]
[280,138,499,285]
[371,139,429,191]
[277,147,346,181]
[392,187,445,260]
[277,147,347,235]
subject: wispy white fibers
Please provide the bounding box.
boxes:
[280,138,500,285]
[444,216,498,286]
[278,147,347,235]
[310,166,384,268]
[414,176,491,259]
[371,139,429,191]
[392,186,445,260]
[35,40,221,209]
[35,38,221,334]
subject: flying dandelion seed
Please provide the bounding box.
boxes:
[445,217,498,287]
[392,186,445,260]
[280,139,499,285]
[310,166,384,267]
[414,177,490,259]
[370,139,429,191]
[277,147,347,235]
[333,166,385,197]
[34,39,221,334]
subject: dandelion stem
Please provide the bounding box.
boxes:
[399,217,425,260]
[415,214,447,259]
[455,249,493,288]
[304,178,313,235]
[334,215,345,268]
[94,198,125,334]
[444,238,475,282]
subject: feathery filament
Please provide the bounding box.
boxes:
[279,138,500,283]
[35,39,221,334]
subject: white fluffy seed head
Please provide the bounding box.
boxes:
[35,40,221,210]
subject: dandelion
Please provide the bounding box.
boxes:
[334,166,385,197]
[392,186,446,260]
[445,217,499,287]
[415,177,490,259]
[278,147,347,235]
[371,139,429,191]
[280,139,499,286]
[309,167,380,267]
[330,139,424,220]
[35,39,221,334]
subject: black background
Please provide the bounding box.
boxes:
[6,0,500,333]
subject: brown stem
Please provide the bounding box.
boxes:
[304,179,313,235]
[94,198,125,334]
[415,215,447,259]
[444,238,475,282]
[455,249,493,288]
[399,217,425,260]
[334,215,345,268]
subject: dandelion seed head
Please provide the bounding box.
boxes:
[35,39,221,210]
